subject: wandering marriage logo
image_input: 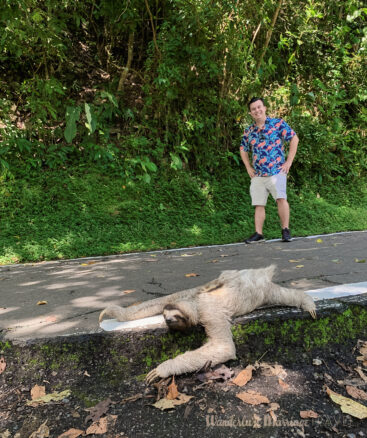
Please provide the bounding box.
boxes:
[206,414,308,428]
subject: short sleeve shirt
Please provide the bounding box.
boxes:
[240,117,296,176]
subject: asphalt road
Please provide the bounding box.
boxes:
[0,231,366,341]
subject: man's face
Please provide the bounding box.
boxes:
[249,100,267,121]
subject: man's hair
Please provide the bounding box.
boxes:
[248,97,265,110]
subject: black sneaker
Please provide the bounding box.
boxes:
[245,232,264,244]
[282,228,292,242]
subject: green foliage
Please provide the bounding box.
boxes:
[0,168,366,264]
[0,0,365,188]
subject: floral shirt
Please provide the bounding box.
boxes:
[240,117,296,176]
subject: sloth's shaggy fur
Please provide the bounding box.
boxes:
[99,265,316,383]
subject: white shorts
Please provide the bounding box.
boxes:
[250,174,287,206]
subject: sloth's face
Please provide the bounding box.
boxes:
[163,307,189,331]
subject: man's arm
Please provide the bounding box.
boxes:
[240,149,256,178]
[280,134,298,174]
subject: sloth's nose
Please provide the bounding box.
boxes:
[165,317,175,323]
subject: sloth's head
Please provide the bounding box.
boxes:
[163,304,191,332]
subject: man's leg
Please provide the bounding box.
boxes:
[276,198,289,229]
[255,205,266,234]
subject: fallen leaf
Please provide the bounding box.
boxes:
[27,389,71,406]
[346,385,367,400]
[288,259,303,263]
[167,377,179,400]
[326,386,367,419]
[260,363,287,379]
[355,259,366,263]
[0,357,6,374]
[278,378,290,390]
[153,398,176,410]
[209,260,219,263]
[84,371,91,377]
[355,367,367,383]
[81,261,97,266]
[0,430,11,438]
[295,265,304,268]
[122,289,136,294]
[332,259,340,263]
[236,390,270,405]
[37,301,48,305]
[267,402,280,412]
[152,393,193,410]
[31,385,46,400]
[57,429,84,438]
[358,340,367,358]
[86,415,117,435]
[85,398,112,424]
[316,238,323,243]
[232,365,254,387]
[29,421,50,438]
[313,358,322,366]
[300,410,319,418]
[185,273,199,277]
[120,393,143,404]
[197,364,234,382]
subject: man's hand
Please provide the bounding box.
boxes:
[246,167,256,178]
[280,161,292,174]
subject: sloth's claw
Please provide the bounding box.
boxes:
[146,368,160,385]
[309,309,317,319]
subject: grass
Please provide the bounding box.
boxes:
[1,167,367,264]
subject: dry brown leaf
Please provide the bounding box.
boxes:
[0,357,6,374]
[120,393,143,404]
[260,363,287,379]
[278,378,290,390]
[85,398,112,424]
[31,385,46,400]
[326,386,367,419]
[152,393,193,410]
[355,367,367,383]
[29,421,49,438]
[232,365,254,387]
[185,273,199,277]
[27,389,71,406]
[358,341,367,358]
[37,301,48,305]
[57,429,84,438]
[122,289,136,294]
[267,402,280,412]
[300,410,319,418]
[346,385,367,401]
[86,415,117,435]
[236,391,270,405]
[197,364,234,382]
[167,377,179,400]
[81,261,97,266]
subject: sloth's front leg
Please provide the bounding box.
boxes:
[145,339,236,384]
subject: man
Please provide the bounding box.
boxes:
[240,97,299,243]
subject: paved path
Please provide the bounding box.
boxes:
[0,231,366,341]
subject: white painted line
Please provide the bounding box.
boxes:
[100,314,165,332]
[306,282,367,301]
[100,281,367,332]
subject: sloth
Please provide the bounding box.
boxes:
[99,265,316,384]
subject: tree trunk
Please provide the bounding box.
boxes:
[117,32,134,93]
